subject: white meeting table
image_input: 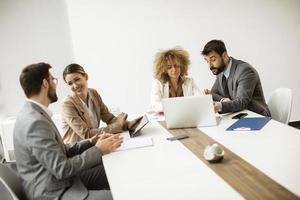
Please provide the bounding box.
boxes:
[103,110,300,200]
[103,121,243,200]
[199,110,300,197]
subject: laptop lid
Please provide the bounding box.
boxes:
[162,95,217,129]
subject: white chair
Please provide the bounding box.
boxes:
[268,88,292,124]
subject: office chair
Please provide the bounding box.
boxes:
[0,178,18,200]
[268,88,293,124]
[0,137,5,163]
[0,163,27,200]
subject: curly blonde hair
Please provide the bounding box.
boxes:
[153,47,190,83]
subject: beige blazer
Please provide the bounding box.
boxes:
[62,88,123,144]
[149,77,201,112]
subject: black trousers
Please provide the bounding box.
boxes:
[79,164,110,190]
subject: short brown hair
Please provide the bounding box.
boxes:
[201,40,227,56]
[154,47,190,83]
[63,63,87,82]
[19,63,52,98]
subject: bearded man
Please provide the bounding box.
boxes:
[201,40,270,116]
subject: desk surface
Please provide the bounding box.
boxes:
[103,121,243,200]
[103,111,300,200]
[199,110,300,198]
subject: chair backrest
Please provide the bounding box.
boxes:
[0,163,26,200]
[0,178,18,200]
[0,137,5,163]
[0,117,17,162]
[268,88,292,124]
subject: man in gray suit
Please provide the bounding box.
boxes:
[13,63,123,199]
[201,40,270,116]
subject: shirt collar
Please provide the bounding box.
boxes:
[223,57,232,79]
[26,99,53,117]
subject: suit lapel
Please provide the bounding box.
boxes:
[87,89,100,122]
[227,57,238,98]
[218,74,223,93]
[71,93,93,128]
[71,93,85,114]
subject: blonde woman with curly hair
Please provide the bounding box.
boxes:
[149,47,201,112]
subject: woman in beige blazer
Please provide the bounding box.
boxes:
[149,47,201,112]
[62,63,141,144]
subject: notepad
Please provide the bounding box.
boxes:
[115,138,153,151]
[226,117,271,131]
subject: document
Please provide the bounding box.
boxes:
[120,131,131,140]
[226,117,271,131]
[115,137,153,152]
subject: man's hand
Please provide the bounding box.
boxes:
[213,102,222,113]
[95,132,123,155]
[203,89,211,95]
[90,133,102,145]
[127,116,143,131]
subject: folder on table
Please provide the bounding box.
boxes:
[226,117,271,131]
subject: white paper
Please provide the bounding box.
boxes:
[115,137,153,152]
[120,131,131,140]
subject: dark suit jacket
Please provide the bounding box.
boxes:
[211,57,271,116]
[13,101,102,199]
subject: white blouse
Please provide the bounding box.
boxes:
[149,77,201,112]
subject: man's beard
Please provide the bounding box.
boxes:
[48,86,58,103]
[210,59,226,75]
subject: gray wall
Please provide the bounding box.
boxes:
[66,0,300,120]
[0,0,74,118]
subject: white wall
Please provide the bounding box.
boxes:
[1,0,299,121]
[66,0,300,120]
[0,0,74,118]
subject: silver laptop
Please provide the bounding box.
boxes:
[162,95,217,129]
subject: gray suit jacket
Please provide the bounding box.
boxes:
[211,57,271,116]
[13,101,103,200]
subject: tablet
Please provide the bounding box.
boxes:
[129,115,149,137]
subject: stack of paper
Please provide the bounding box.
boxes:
[115,137,153,152]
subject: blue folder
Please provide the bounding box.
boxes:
[226,117,271,131]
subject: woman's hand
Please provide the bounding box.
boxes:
[203,89,211,95]
[115,112,128,128]
[127,116,143,131]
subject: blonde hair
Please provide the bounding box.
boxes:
[153,47,190,83]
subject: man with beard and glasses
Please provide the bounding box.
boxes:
[201,40,271,116]
[13,63,122,200]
